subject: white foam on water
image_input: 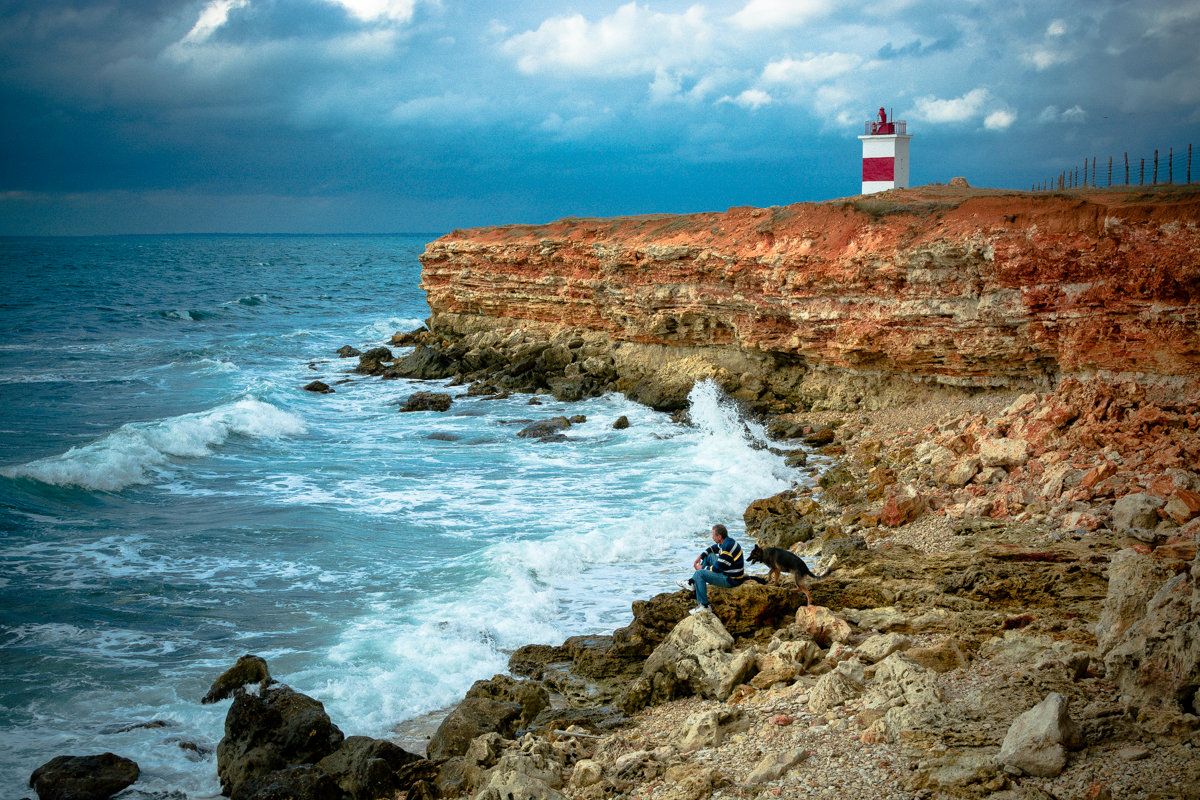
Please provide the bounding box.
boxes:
[1,398,306,491]
[356,316,426,344]
[303,380,804,737]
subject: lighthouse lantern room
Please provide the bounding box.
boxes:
[858,107,912,194]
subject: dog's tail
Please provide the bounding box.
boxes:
[811,554,839,579]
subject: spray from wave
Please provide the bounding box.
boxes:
[1,398,306,492]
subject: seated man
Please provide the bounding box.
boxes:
[676,524,745,614]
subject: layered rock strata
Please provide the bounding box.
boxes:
[419,186,1200,411]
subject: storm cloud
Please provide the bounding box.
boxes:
[1,0,1197,233]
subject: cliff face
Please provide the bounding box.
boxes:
[420,186,1200,406]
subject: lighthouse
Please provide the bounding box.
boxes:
[858,107,912,194]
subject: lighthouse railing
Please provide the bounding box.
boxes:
[864,120,907,135]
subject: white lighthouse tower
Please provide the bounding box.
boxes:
[858,107,912,194]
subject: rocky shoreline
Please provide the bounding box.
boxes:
[31,331,1200,800]
[28,185,1200,800]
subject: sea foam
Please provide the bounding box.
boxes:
[1,398,306,492]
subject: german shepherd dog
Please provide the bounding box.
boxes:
[747,544,838,606]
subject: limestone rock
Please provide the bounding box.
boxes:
[746,747,809,785]
[674,707,749,751]
[845,606,906,632]
[622,610,755,711]
[979,438,1031,468]
[29,753,139,800]
[1111,492,1165,532]
[943,456,981,488]
[881,484,925,527]
[427,697,523,760]
[302,381,334,394]
[857,632,911,663]
[465,674,550,728]
[794,605,851,647]
[808,668,864,712]
[996,692,1084,777]
[1094,548,1177,656]
[906,638,968,673]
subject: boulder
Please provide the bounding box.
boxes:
[1101,564,1200,712]
[881,484,924,527]
[1111,492,1165,532]
[202,654,272,704]
[1094,548,1177,656]
[862,653,947,745]
[335,345,361,358]
[943,457,980,488]
[808,668,864,712]
[29,753,139,800]
[996,692,1084,777]
[612,415,630,430]
[400,392,452,412]
[216,683,345,799]
[427,697,523,760]
[315,736,426,800]
[794,605,851,647]
[844,606,906,633]
[302,381,334,394]
[465,674,550,728]
[517,417,572,439]
[354,346,394,375]
[746,747,809,785]
[236,765,343,800]
[620,610,755,712]
[674,707,750,751]
[906,638,968,673]
[1164,489,1200,524]
[979,438,1031,468]
[856,632,911,663]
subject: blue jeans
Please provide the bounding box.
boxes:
[691,553,734,606]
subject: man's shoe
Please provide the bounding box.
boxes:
[689,604,711,615]
[675,579,694,591]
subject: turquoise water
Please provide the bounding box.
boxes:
[0,235,803,796]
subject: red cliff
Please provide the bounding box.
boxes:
[420,185,1200,408]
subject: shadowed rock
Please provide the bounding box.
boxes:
[29,753,139,800]
[202,654,272,704]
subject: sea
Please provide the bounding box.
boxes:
[0,234,809,798]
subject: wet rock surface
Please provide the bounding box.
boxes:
[28,753,139,800]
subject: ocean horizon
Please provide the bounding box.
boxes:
[0,234,808,796]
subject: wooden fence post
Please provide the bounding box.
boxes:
[1153,150,1158,184]
[1125,152,1129,185]
[1169,147,1173,183]
[1092,157,1096,187]
[1189,144,1192,183]
[1140,158,1144,185]
[1108,156,1112,187]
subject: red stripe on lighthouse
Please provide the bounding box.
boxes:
[863,157,894,181]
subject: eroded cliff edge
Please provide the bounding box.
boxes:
[419,185,1200,412]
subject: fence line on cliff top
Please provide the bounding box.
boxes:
[1031,143,1194,192]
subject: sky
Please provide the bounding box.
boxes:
[1,0,1198,234]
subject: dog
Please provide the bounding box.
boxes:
[747,544,838,606]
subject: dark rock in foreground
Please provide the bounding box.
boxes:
[29,753,138,800]
[217,684,345,798]
[303,381,334,394]
[426,697,522,760]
